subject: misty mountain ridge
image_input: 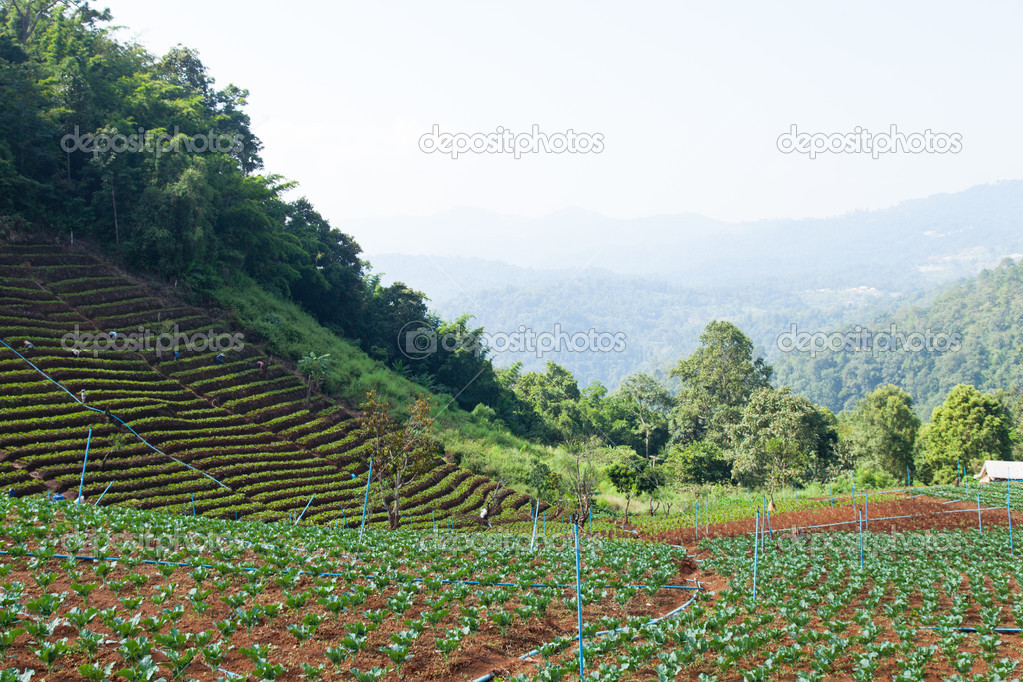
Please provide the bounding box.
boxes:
[360,182,1023,394]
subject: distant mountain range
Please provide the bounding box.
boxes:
[357,181,1023,395]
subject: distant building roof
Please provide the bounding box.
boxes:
[974,460,1023,480]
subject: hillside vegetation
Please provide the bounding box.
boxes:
[773,256,1023,417]
[0,239,531,525]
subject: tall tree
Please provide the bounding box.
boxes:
[916,384,1013,484]
[297,351,330,407]
[515,362,585,442]
[842,384,920,482]
[605,447,644,523]
[563,437,607,523]
[730,386,838,497]
[663,440,731,489]
[613,372,674,460]
[358,391,438,530]
[669,321,772,447]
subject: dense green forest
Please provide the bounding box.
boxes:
[773,257,1023,417]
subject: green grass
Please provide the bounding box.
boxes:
[208,275,557,487]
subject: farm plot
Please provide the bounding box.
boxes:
[0,497,693,681]
[0,242,529,526]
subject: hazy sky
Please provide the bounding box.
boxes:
[99,1,1022,231]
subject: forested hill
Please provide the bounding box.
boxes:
[772,257,1023,417]
[0,2,525,418]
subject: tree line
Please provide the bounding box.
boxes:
[496,320,1020,516]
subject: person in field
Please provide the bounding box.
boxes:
[22,340,33,350]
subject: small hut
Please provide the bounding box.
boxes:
[973,460,1023,483]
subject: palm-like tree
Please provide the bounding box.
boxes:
[297,352,330,406]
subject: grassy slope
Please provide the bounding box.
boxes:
[205,275,553,486]
[0,239,537,525]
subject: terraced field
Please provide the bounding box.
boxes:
[0,240,529,526]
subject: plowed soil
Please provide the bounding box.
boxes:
[647,493,1022,545]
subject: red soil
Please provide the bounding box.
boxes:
[648,494,1023,545]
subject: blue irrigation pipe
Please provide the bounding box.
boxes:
[695,502,700,541]
[432,510,436,534]
[978,489,983,534]
[573,520,584,679]
[857,509,864,568]
[94,480,114,506]
[77,428,92,504]
[921,626,1023,634]
[588,508,592,539]
[359,459,372,541]
[191,493,195,517]
[865,491,869,531]
[296,494,315,525]
[759,499,764,551]
[467,595,701,682]
[1009,484,1015,554]
[530,500,539,551]
[752,510,759,602]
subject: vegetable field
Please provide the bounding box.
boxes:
[0,242,529,527]
[0,496,694,681]
[4,490,1023,680]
